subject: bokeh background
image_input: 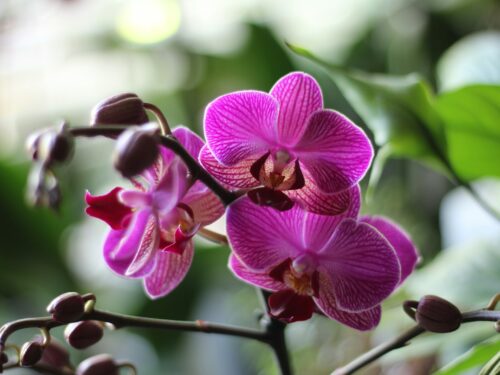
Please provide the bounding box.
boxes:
[1,0,499,374]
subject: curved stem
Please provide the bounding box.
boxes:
[143,103,172,136]
[331,309,500,375]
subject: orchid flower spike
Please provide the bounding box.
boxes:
[86,127,224,298]
[200,72,373,215]
[227,196,419,329]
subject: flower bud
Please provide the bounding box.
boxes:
[35,122,74,165]
[90,93,149,127]
[65,321,103,349]
[248,187,294,211]
[19,341,44,367]
[415,295,462,333]
[113,123,160,178]
[47,292,85,323]
[38,339,71,369]
[76,354,119,375]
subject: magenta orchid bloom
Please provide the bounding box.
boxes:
[200,72,373,215]
[227,196,418,330]
[85,127,224,299]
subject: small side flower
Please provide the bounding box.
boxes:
[86,127,224,298]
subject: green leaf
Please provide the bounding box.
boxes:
[287,43,448,174]
[435,85,500,181]
[433,336,500,375]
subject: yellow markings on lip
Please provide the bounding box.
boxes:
[283,269,315,296]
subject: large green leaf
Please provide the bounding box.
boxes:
[287,43,449,182]
[435,85,500,181]
[433,336,500,375]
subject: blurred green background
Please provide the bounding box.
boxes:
[1,0,499,374]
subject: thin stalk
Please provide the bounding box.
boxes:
[331,309,500,375]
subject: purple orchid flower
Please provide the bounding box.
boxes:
[226,196,418,330]
[200,72,373,215]
[86,127,225,299]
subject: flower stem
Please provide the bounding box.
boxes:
[331,309,500,375]
[143,103,172,136]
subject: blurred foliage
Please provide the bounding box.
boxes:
[1,0,500,374]
[433,336,500,375]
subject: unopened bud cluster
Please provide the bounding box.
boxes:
[25,121,74,211]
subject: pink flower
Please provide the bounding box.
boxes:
[86,127,224,299]
[200,72,373,215]
[227,196,418,330]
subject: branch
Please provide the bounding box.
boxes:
[331,308,500,375]
[0,310,266,347]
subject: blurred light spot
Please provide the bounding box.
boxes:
[116,0,180,44]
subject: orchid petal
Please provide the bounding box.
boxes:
[183,189,224,226]
[228,255,284,291]
[103,208,158,278]
[204,91,277,165]
[227,197,305,271]
[295,110,373,193]
[172,126,205,160]
[314,273,381,330]
[118,189,151,208]
[144,240,194,299]
[199,145,259,189]
[270,72,323,146]
[319,219,400,312]
[154,158,189,213]
[268,290,315,323]
[301,188,360,252]
[123,209,160,277]
[287,171,361,215]
[85,188,132,230]
[361,216,419,285]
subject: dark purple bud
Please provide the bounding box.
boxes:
[415,295,462,333]
[19,341,44,367]
[65,321,103,349]
[35,122,74,165]
[90,93,149,127]
[38,338,71,369]
[76,354,119,375]
[113,124,160,178]
[248,187,294,211]
[47,292,85,323]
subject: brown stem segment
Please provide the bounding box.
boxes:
[331,309,500,375]
[0,308,295,375]
[143,103,172,136]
